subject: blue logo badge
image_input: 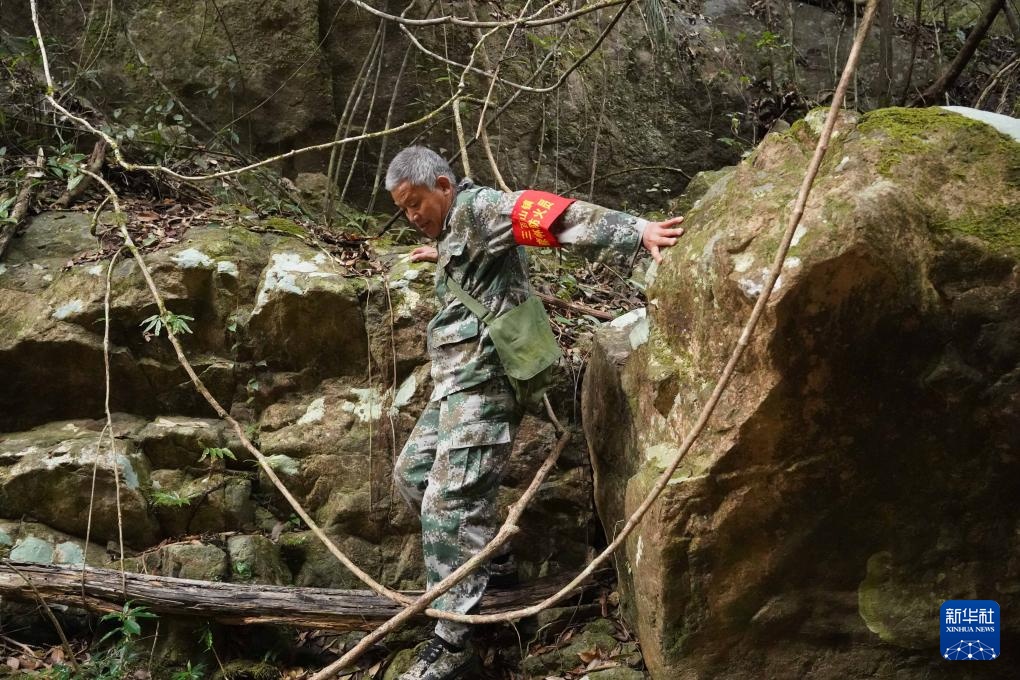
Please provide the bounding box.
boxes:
[941,600,999,660]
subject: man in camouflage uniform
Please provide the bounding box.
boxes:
[386,146,684,680]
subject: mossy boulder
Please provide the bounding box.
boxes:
[226,534,292,585]
[140,541,229,581]
[0,521,110,566]
[0,420,158,547]
[150,470,256,536]
[136,416,231,468]
[584,107,1020,678]
[247,244,366,377]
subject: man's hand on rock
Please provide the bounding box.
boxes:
[409,246,438,263]
[642,216,685,263]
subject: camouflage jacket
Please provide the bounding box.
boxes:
[428,179,648,400]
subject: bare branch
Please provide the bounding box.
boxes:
[397,0,634,95]
[334,0,624,29]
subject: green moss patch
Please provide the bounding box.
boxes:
[261,217,308,238]
[932,204,1020,255]
[859,107,1016,177]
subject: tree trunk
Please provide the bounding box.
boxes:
[913,0,1007,105]
[876,0,894,106]
[1004,2,1020,47]
[0,561,609,631]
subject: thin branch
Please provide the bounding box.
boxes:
[468,1,530,191]
[368,43,412,212]
[340,21,387,204]
[397,0,634,95]
[326,20,384,218]
[309,427,573,680]
[104,245,127,594]
[327,0,623,29]
[533,291,615,321]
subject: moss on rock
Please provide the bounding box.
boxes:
[932,203,1020,255]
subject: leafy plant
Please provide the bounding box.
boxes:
[99,602,158,643]
[198,623,215,652]
[46,147,87,193]
[199,447,236,464]
[43,602,159,679]
[140,310,195,338]
[0,195,17,225]
[171,661,207,680]
[233,561,253,579]
[150,490,191,508]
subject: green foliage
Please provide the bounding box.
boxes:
[0,194,17,226]
[200,446,236,464]
[754,30,786,51]
[171,661,207,680]
[334,205,377,234]
[100,602,158,643]
[37,145,88,195]
[198,623,215,652]
[43,602,159,679]
[526,33,558,51]
[233,560,253,579]
[150,489,191,508]
[140,310,195,338]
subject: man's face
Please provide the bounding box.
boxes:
[390,176,454,240]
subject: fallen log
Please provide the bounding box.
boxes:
[0,561,610,631]
[0,149,44,261]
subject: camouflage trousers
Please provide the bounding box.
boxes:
[394,378,520,646]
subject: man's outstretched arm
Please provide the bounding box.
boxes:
[409,189,685,263]
[547,197,684,263]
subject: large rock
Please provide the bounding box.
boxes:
[584,108,1019,678]
[226,534,292,585]
[247,244,367,377]
[0,218,274,431]
[0,520,111,567]
[0,420,159,548]
[136,416,231,469]
[139,540,229,581]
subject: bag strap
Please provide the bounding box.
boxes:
[441,269,495,324]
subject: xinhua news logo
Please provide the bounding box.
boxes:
[941,600,999,660]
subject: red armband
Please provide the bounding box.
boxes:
[511,190,575,247]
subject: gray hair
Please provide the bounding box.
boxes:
[385,146,457,191]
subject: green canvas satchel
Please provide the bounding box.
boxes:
[441,270,562,411]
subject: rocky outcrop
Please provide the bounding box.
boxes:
[584,107,1019,678]
[0,206,593,601]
